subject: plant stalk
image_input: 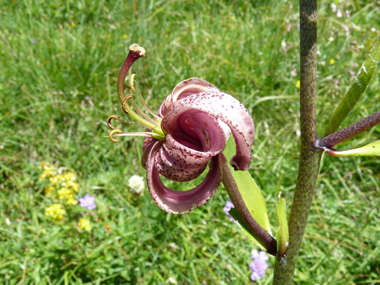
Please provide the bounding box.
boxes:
[273,0,322,283]
[318,110,380,148]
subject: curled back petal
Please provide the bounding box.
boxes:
[155,111,229,181]
[158,78,220,117]
[156,145,208,182]
[141,137,157,169]
[146,141,222,214]
[162,92,255,171]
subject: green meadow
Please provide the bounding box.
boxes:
[1,0,380,284]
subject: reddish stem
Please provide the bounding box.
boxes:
[318,110,380,148]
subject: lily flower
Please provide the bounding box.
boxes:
[107,44,254,214]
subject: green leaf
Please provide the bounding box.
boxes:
[276,193,288,256]
[229,208,266,250]
[325,140,380,157]
[223,136,272,236]
[325,38,380,136]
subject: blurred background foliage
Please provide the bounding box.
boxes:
[0,0,380,284]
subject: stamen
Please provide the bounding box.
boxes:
[109,129,123,143]
[121,95,157,130]
[107,114,146,129]
[113,132,156,138]
[107,115,120,130]
[128,96,157,125]
[124,73,136,92]
[107,131,165,140]
[129,73,136,92]
[135,82,160,120]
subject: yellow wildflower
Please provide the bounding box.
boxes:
[45,204,65,221]
[63,172,76,182]
[71,22,75,27]
[57,187,72,200]
[165,34,169,39]
[78,218,91,231]
[66,197,78,205]
[44,185,55,196]
[296,80,301,89]
[104,224,112,233]
[123,34,128,39]
[40,161,48,169]
[39,171,49,180]
[49,174,63,185]
[39,167,55,180]
[330,58,335,65]
[40,162,54,171]
[63,180,80,192]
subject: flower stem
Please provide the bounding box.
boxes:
[318,110,380,148]
[220,154,277,256]
[273,0,322,283]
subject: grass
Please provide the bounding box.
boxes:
[1,0,380,284]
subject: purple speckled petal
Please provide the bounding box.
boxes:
[156,143,208,182]
[140,78,254,213]
[162,91,254,171]
[158,78,220,117]
[146,140,222,214]
[141,137,158,169]
[154,111,229,181]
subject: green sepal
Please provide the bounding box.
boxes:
[325,140,380,157]
[325,38,380,136]
[222,136,272,236]
[275,192,289,256]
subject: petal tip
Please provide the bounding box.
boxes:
[230,154,251,171]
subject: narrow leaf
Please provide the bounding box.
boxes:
[325,38,380,136]
[223,136,272,236]
[325,140,380,157]
[276,192,289,256]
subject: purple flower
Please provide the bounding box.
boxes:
[107,44,255,214]
[249,249,269,281]
[223,200,237,222]
[78,194,96,210]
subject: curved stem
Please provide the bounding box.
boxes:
[273,0,322,283]
[220,154,277,256]
[318,110,380,148]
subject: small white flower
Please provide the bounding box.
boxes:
[330,3,337,12]
[167,277,177,284]
[328,31,335,42]
[336,9,342,18]
[128,175,145,195]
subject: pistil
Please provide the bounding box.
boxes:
[107,44,166,142]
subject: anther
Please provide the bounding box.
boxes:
[109,129,123,143]
[123,73,136,92]
[107,115,120,130]
[122,94,135,114]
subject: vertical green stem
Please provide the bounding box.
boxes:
[273,0,321,283]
